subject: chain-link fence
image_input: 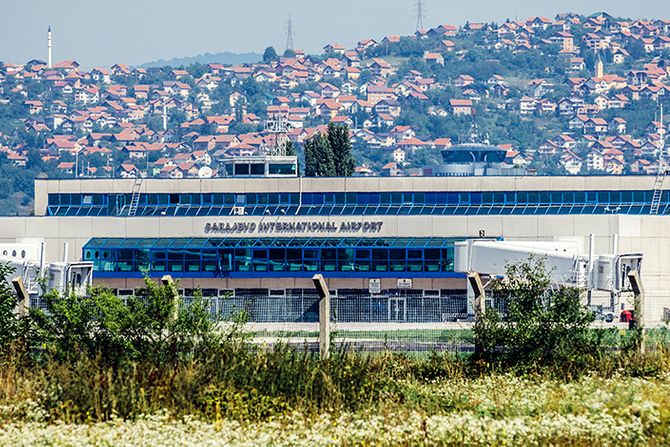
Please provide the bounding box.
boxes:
[27,287,670,353]
[207,290,670,353]
[194,289,472,352]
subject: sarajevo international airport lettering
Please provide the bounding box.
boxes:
[204,221,384,234]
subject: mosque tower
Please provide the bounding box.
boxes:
[595,58,604,79]
[47,26,52,68]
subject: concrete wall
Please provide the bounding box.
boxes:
[1,215,667,315]
[0,214,628,259]
[21,177,670,322]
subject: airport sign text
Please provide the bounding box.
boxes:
[204,221,384,234]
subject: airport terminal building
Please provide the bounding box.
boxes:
[2,176,670,322]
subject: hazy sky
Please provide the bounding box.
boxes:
[1,0,668,67]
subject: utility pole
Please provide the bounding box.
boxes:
[661,104,666,157]
[285,15,295,52]
[650,104,667,214]
[627,269,645,354]
[415,0,425,31]
[162,97,168,133]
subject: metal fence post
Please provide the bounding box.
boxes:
[468,272,486,319]
[312,274,330,360]
[627,269,645,354]
[11,277,30,317]
[468,272,486,355]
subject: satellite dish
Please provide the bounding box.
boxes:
[198,166,213,179]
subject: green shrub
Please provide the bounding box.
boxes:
[0,263,32,360]
[30,277,218,365]
[474,256,600,373]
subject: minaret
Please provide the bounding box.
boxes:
[595,58,603,79]
[47,26,53,68]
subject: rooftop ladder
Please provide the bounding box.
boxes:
[127,176,143,216]
[650,157,667,215]
[651,104,667,215]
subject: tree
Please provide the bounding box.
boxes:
[626,38,646,61]
[304,134,335,177]
[0,263,30,356]
[327,123,355,176]
[285,139,300,174]
[262,46,278,63]
[284,139,296,156]
[474,256,597,372]
[304,137,318,177]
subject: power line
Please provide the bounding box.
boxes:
[285,15,295,51]
[415,0,425,31]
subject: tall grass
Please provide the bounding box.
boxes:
[2,266,670,427]
[2,343,670,424]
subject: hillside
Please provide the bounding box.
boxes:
[140,51,261,68]
[1,11,670,215]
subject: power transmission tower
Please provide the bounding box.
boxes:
[285,15,295,52]
[415,0,425,31]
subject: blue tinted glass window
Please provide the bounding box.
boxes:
[51,189,663,217]
[585,192,597,203]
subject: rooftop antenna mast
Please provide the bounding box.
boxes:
[285,15,295,52]
[650,103,667,214]
[162,98,167,132]
[415,0,425,31]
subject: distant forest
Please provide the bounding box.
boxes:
[140,51,262,68]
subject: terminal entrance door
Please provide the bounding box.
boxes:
[388,297,406,322]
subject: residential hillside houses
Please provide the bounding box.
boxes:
[0,11,669,183]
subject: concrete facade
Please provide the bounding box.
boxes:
[3,177,668,322]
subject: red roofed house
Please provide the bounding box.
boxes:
[323,43,346,55]
[56,161,75,176]
[433,138,453,149]
[366,83,397,104]
[381,162,401,177]
[397,137,429,152]
[450,99,474,116]
[440,40,455,52]
[390,125,416,142]
[423,52,445,65]
[368,58,393,77]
